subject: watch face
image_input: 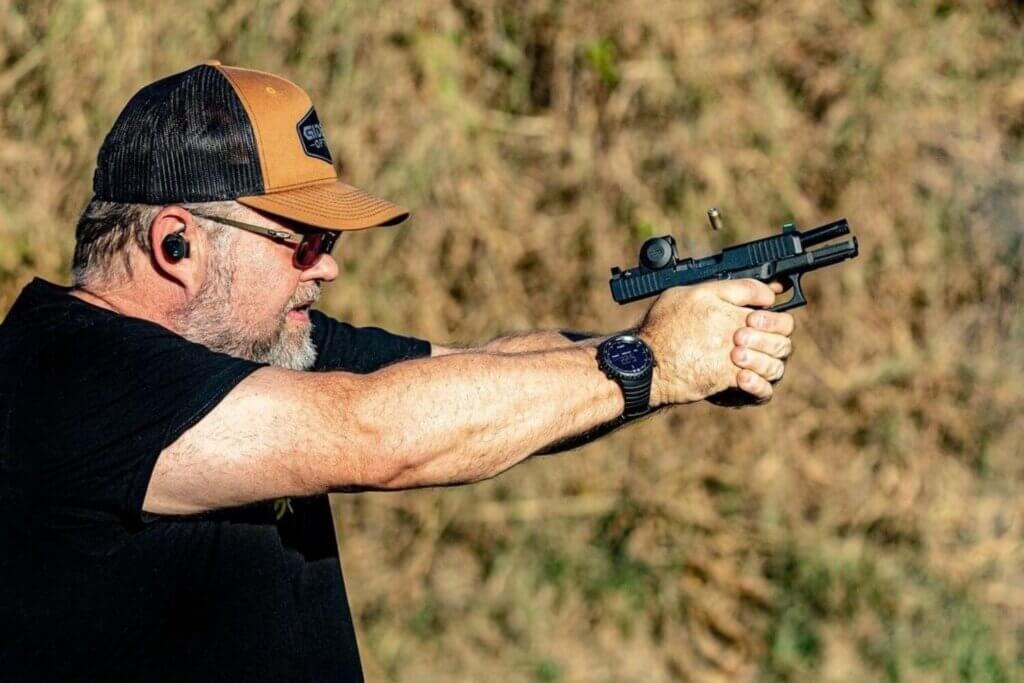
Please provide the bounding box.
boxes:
[602,336,653,377]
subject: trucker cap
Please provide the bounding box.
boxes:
[92,61,408,231]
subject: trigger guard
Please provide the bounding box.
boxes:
[769,274,807,312]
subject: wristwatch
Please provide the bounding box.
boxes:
[597,334,655,418]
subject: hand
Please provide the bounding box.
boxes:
[638,279,795,406]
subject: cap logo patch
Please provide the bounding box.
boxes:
[296,107,332,164]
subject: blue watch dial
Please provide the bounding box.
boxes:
[602,336,653,377]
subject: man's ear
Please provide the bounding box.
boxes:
[149,206,209,296]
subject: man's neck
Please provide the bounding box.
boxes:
[70,283,178,333]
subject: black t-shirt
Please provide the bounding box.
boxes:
[0,279,430,682]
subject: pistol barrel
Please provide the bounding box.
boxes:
[800,219,850,247]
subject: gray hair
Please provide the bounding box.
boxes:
[72,198,240,287]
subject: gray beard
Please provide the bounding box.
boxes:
[170,255,318,371]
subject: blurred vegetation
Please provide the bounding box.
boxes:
[2,0,1023,680]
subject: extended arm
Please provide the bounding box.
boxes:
[144,280,794,515]
[145,343,621,514]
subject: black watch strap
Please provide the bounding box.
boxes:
[619,369,654,418]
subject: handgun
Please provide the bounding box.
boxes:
[609,210,859,311]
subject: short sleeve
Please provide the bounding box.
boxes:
[309,309,431,373]
[14,314,262,523]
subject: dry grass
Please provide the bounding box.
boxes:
[2,1,1023,680]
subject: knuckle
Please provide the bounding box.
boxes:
[679,287,707,310]
[754,382,772,401]
[742,279,761,300]
[696,286,718,304]
[731,346,747,365]
[772,360,785,381]
[772,335,788,357]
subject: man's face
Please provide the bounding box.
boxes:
[170,207,340,370]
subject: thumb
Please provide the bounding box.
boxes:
[709,278,777,308]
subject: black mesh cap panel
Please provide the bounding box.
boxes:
[93,65,265,204]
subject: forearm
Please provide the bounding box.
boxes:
[482,329,656,456]
[321,345,624,490]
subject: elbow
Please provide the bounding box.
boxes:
[316,367,494,492]
[369,457,423,490]
[341,440,436,491]
[327,378,426,490]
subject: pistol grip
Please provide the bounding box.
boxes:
[770,273,807,312]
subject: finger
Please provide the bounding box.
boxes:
[711,279,777,309]
[737,368,773,401]
[769,281,785,294]
[746,310,795,336]
[732,347,785,382]
[734,328,793,359]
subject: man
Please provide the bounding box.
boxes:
[0,64,794,681]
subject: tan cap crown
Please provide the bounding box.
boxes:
[211,64,408,231]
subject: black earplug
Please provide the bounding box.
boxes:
[161,232,190,262]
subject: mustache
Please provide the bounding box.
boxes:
[287,283,321,310]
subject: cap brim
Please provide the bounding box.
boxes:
[237,179,409,231]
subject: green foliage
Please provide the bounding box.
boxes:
[532,657,562,683]
[761,547,1015,682]
[583,38,619,90]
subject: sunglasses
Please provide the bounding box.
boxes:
[190,211,339,269]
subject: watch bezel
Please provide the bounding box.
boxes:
[599,334,654,379]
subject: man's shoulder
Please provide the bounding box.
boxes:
[1,278,261,404]
[1,279,94,371]
[1,278,180,369]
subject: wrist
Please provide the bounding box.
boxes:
[636,330,664,408]
[649,365,667,408]
[596,334,655,418]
